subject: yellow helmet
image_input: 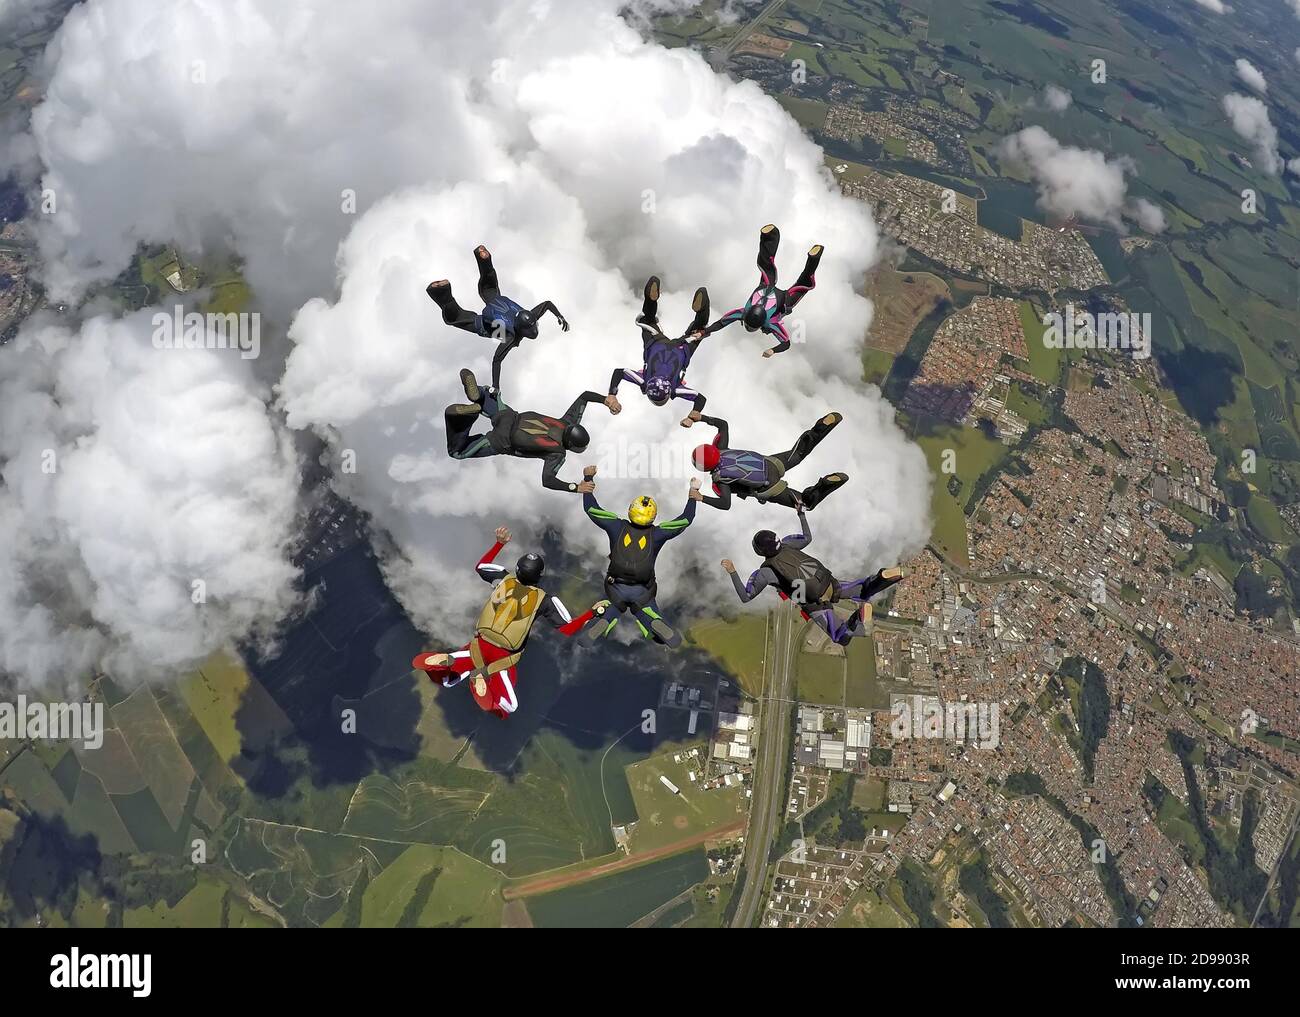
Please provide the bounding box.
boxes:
[628,496,657,527]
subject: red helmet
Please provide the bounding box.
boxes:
[692,444,720,471]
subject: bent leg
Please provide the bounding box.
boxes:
[774,411,842,470]
[640,275,661,325]
[636,599,681,648]
[799,472,848,511]
[686,286,710,335]
[412,647,471,688]
[444,403,494,458]
[782,244,822,314]
[427,280,479,330]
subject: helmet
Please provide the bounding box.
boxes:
[645,377,672,406]
[563,423,590,452]
[628,496,658,527]
[515,308,538,340]
[742,304,766,332]
[515,552,545,585]
[692,444,720,471]
[752,529,781,557]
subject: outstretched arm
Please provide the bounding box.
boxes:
[541,452,580,493]
[700,482,732,511]
[530,300,569,331]
[723,561,774,604]
[583,489,622,537]
[698,414,729,449]
[653,495,696,547]
[698,308,744,338]
[538,592,597,635]
[563,389,606,426]
[783,507,812,550]
[476,527,512,582]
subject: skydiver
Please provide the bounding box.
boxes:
[690,411,848,511]
[444,368,611,493]
[721,506,906,646]
[427,244,570,392]
[412,526,609,718]
[580,469,699,647]
[605,275,713,429]
[694,224,822,358]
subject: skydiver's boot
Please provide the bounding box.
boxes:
[412,653,464,688]
[584,614,618,644]
[427,279,467,326]
[812,411,842,440]
[444,402,482,457]
[804,244,824,274]
[757,224,780,281]
[687,286,710,335]
[459,368,482,404]
[641,275,661,324]
[857,566,908,601]
[800,472,849,511]
[855,601,874,637]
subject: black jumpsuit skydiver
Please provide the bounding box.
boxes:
[582,492,696,647]
[445,379,603,492]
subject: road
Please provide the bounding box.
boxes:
[718,0,787,61]
[730,604,799,928]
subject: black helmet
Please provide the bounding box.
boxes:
[752,529,780,557]
[563,423,590,452]
[742,305,766,332]
[516,552,545,585]
[515,308,538,340]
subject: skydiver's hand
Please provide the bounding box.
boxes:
[604,395,622,415]
[583,465,598,479]
[721,559,737,574]
[688,477,703,502]
[577,481,596,494]
[680,410,702,429]
[557,314,570,332]
[495,526,511,544]
[690,329,706,339]
[762,348,776,359]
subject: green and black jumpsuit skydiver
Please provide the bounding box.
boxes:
[608,275,712,409]
[728,509,901,646]
[445,371,603,492]
[693,412,848,511]
[427,245,569,391]
[582,492,696,647]
[697,224,821,355]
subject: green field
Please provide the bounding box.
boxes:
[689,614,768,698]
[795,647,845,705]
[625,750,746,853]
[525,849,710,929]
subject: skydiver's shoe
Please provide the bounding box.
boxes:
[649,617,676,644]
[856,601,874,634]
[801,473,848,511]
[880,566,908,582]
[808,244,823,259]
[584,616,617,644]
[426,280,452,305]
[820,411,842,430]
[413,652,452,670]
[644,275,660,302]
[446,402,481,418]
[474,245,491,262]
[692,287,707,313]
[459,369,482,403]
[761,223,777,235]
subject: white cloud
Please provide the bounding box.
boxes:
[6,0,932,678]
[998,126,1165,232]
[1234,58,1267,94]
[0,311,302,691]
[1190,0,1230,13]
[1042,85,1072,112]
[1221,92,1282,175]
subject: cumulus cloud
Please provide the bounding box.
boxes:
[1234,58,1267,94]
[0,311,302,691]
[5,0,931,678]
[1190,0,1230,13]
[1041,85,1072,112]
[998,126,1165,233]
[1221,92,1282,175]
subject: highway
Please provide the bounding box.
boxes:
[717,0,787,61]
[730,603,799,928]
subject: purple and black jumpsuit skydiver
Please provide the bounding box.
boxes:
[608,275,711,420]
[444,367,604,493]
[691,412,849,511]
[427,245,570,391]
[727,508,904,646]
[696,224,822,356]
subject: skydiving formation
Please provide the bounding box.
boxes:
[722,507,907,646]
[411,527,609,717]
[428,245,570,391]
[423,223,906,720]
[693,223,822,357]
[691,411,848,511]
[606,275,712,429]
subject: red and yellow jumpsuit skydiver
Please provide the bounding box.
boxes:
[412,527,608,718]
[580,469,699,648]
[693,223,822,357]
